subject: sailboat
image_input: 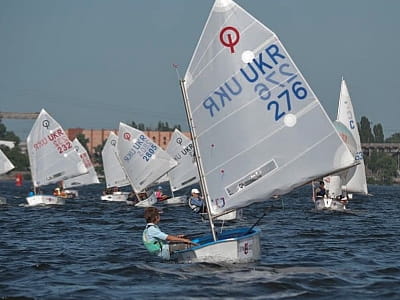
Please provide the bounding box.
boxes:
[62,138,100,197]
[101,131,131,202]
[315,78,367,211]
[0,149,15,204]
[117,122,178,207]
[26,109,88,206]
[164,128,198,205]
[169,0,356,263]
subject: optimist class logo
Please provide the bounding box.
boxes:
[123,132,131,141]
[219,26,240,53]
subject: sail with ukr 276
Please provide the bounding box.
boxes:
[183,0,357,217]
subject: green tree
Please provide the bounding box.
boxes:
[365,151,397,184]
[359,116,374,143]
[0,120,28,171]
[76,133,90,154]
[385,132,400,143]
[92,140,106,176]
[373,123,384,143]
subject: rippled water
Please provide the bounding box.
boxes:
[1,181,399,299]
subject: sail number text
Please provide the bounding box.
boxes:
[202,43,309,122]
[32,128,72,154]
[123,134,158,162]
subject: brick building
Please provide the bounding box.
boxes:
[65,128,191,155]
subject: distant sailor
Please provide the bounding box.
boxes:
[142,207,195,260]
[315,181,326,198]
[188,188,206,213]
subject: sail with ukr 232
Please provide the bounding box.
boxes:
[183,0,356,215]
[26,109,88,187]
[63,138,100,188]
[166,129,199,192]
[336,78,368,195]
[117,122,178,193]
[102,131,130,188]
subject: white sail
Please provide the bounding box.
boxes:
[183,0,356,216]
[26,109,88,187]
[63,138,100,188]
[101,131,130,188]
[0,149,14,175]
[117,122,177,193]
[166,129,199,192]
[336,78,368,195]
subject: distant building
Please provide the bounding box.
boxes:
[65,128,191,155]
[0,140,15,149]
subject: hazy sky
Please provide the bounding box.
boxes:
[1,0,399,139]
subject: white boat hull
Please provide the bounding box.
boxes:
[0,196,6,205]
[26,195,65,206]
[314,196,347,211]
[171,227,261,263]
[101,192,129,202]
[162,195,187,205]
[134,193,158,207]
[201,209,243,221]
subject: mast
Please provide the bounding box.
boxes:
[179,79,217,241]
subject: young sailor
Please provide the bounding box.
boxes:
[142,207,195,259]
[188,188,205,213]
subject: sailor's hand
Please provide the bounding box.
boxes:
[177,234,185,238]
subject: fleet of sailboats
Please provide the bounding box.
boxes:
[1,0,375,266]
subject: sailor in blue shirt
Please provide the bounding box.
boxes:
[188,188,205,213]
[142,207,195,260]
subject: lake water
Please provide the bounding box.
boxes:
[1,181,399,299]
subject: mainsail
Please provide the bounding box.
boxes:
[0,149,14,175]
[166,129,199,192]
[63,138,100,188]
[102,131,130,188]
[336,78,368,195]
[183,0,356,216]
[117,123,178,193]
[26,109,88,187]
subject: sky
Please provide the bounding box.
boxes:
[1,0,399,140]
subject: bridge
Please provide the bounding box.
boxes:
[362,143,400,169]
[0,112,40,119]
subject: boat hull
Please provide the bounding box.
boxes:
[101,192,129,202]
[171,227,261,263]
[201,209,243,221]
[162,195,187,205]
[134,193,158,207]
[26,195,65,206]
[0,196,6,205]
[314,196,347,211]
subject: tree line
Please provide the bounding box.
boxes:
[1,118,399,184]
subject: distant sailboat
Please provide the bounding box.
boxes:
[315,78,367,211]
[101,131,131,202]
[169,0,356,263]
[62,138,100,197]
[117,122,178,207]
[164,128,198,205]
[26,109,88,206]
[0,149,15,204]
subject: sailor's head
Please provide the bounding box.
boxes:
[144,207,162,223]
[319,181,324,186]
[157,186,163,190]
[191,188,200,195]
